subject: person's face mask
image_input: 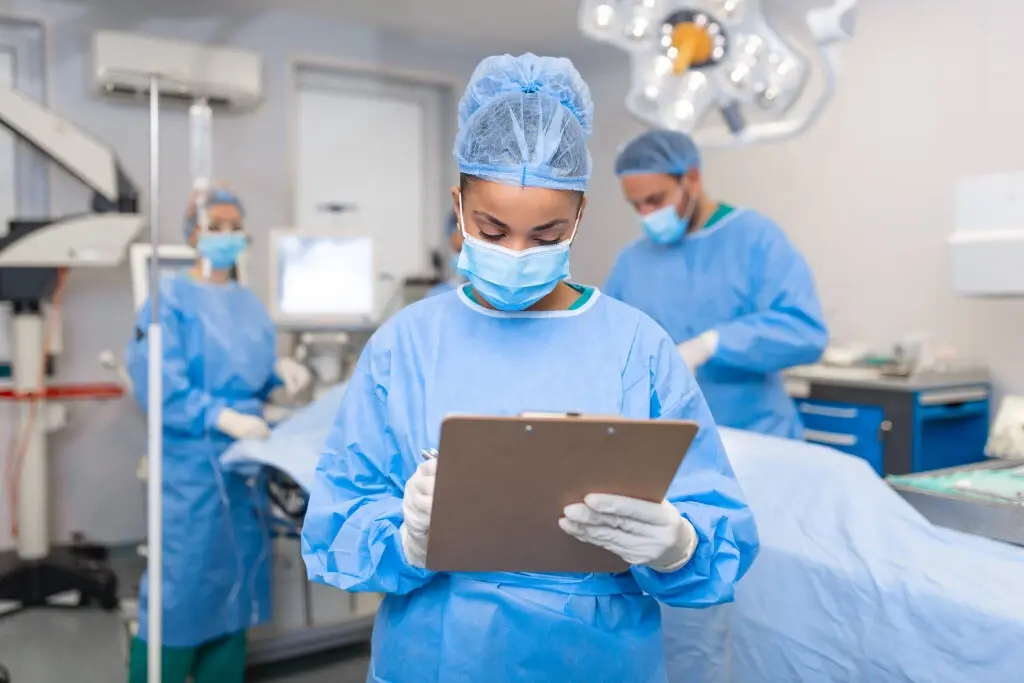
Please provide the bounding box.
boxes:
[456,193,579,311]
[197,233,248,270]
[641,187,695,245]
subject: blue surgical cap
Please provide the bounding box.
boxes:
[614,129,702,177]
[183,188,246,238]
[454,53,594,192]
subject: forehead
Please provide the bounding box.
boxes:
[466,181,579,226]
[208,203,243,223]
[620,173,679,199]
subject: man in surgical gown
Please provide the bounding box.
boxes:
[425,211,465,298]
[302,54,759,683]
[124,189,311,682]
[606,130,828,439]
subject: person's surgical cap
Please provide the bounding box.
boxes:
[454,53,594,193]
[614,129,702,177]
[183,188,246,238]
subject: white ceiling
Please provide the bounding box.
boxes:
[280,0,592,54]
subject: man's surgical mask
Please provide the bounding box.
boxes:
[641,189,695,245]
[198,233,247,270]
[456,194,579,312]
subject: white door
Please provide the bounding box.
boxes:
[293,66,450,321]
[0,49,14,236]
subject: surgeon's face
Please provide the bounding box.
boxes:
[620,169,700,218]
[188,203,245,247]
[451,181,586,252]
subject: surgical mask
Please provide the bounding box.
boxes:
[642,189,695,245]
[449,254,461,273]
[197,233,247,270]
[457,194,579,312]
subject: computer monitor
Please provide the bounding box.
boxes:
[128,243,249,310]
[268,230,376,329]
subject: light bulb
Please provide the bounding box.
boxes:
[595,3,615,27]
[626,16,650,39]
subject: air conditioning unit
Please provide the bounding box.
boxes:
[92,31,263,109]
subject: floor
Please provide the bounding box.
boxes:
[0,608,371,682]
[0,551,371,682]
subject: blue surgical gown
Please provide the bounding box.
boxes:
[604,209,828,439]
[125,274,277,647]
[301,287,759,683]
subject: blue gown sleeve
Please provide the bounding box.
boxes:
[124,294,231,436]
[706,221,828,374]
[301,343,435,595]
[630,329,760,608]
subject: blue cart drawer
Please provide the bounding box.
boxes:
[796,400,886,474]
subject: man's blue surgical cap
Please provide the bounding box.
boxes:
[183,188,246,238]
[614,129,702,177]
[454,53,594,193]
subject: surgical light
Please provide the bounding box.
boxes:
[579,0,858,147]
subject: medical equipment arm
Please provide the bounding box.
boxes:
[301,349,436,595]
[630,331,760,607]
[125,293,258,435]
[706,223,827,375]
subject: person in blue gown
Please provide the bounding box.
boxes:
[425,211,465,298]
[125,189,311,683]
[301,55,759,683]
[606,130,829,439]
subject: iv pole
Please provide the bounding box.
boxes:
[146,75,164,683]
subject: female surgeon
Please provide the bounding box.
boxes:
[301,55,759,683]
[605,130,829,439]
[124,188,311,683]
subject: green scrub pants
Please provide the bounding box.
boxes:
[126,631,247,683]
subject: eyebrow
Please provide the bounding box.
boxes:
[474,211,569,232]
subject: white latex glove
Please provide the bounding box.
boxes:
[215,408,271,440]
[560,494,698,572]
[678,330,720,371]
[400,458,437,568]
[275,357,312,398]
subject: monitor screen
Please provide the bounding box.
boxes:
[275,234,374,321]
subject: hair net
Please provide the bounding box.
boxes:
[614,129,702,177]
[454,53,594,192]
[183,188,246,238]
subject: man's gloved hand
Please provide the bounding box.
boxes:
[275,357,313,398]
[678,330,719,371]
[560,494,698,572]
[400,458,437,568]
[215,408,271,440]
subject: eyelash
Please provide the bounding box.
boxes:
[479,232,561,247]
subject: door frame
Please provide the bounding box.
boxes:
[286,55,463,255]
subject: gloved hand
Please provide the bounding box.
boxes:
[215,408,272,440]
[275,357,312,398]
[678,330,719,371]
[559,494,698,572]
[400,458,437,568]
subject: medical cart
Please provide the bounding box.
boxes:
[785,365,991,476]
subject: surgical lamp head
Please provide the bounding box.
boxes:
[579,0,858,147]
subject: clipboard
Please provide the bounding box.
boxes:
[425,414,698,574]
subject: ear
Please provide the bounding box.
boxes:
[577,195,588,225]
[450,185,461,228]
[683,167,702,194]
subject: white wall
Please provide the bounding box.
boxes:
[572,0,1024,397]
[1,0,484,548]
